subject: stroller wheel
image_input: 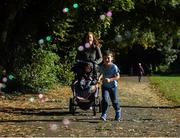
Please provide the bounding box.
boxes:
[69,98,76,115]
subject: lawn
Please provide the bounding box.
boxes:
[149,76,180,105]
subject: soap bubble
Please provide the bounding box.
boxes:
[29,97,35,102]
[78,46,84,51]
[63,7,69,13]
[8,75,14,80]
[73,3,79,9]
[62,118,70,128]
[85,43,90,48]
[100,14,106,20]
[38,39,44,45]
[38,94,43,99]
[106,11,112,17]
[49,123,58,131]
[2,77,7,83]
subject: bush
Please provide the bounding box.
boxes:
[155,65,170,75]
[57,63,74,85]
[16,48,59,92]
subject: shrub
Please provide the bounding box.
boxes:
[17,48,59,92]
[57,63,74,85]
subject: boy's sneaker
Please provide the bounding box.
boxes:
[100,114,107,121]
[115,110,121,121]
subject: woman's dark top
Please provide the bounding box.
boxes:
[76,44,102,64]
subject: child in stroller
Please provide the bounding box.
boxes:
[69,60,102,115]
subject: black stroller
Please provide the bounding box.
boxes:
[69,60,102,115]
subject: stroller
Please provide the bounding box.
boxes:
[69,60,102,115]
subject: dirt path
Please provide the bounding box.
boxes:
[0,76,179,137]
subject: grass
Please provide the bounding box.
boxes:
[149,76,180,105]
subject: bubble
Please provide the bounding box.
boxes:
[115,34,122,42]
[39,98,45,103]
[106,11,112,17]
[2,77,7,83]
[46,36,52,42]
[85,43,90,48]
[100,14,106,20]
[62,7,69,13]
[78,46,84,51]
[38,94,43,99]
[62,118,70,128]
[49,123,58,131]
[38,39,44,45]
[8,75,14,80]
[73,3,79,9]
[29,97,35,102]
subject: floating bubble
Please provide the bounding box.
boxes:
[85,43,90,48]
[106,11,112,17]
[49,123,58,131]
[29,97,35,102]
[38,94,43,99]
[38,39,44,45]
[39,98,45,103]
[46,36,52,42]
[78,46,84,51]
[115,34,122,42]
[2,77,7,83]
[63,7,69,13]
[100,14,106,20]
[73,3,79,9]
[62,118,70,128]
[8,75,14,80]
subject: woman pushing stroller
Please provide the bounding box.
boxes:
[69,32,103,115]
[75,32,102,77]
[72,32,103,94]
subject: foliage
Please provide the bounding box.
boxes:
[16,46,59,92]
[113,0,135,11]
[0,0,180,92]
[57,63,74,85]
[57,48,76,85]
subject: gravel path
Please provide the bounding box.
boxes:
[0,76,179,137]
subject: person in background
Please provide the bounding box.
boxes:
[98,50,121,121]
[137,63,145,82]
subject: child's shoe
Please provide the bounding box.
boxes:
[100,114,107,121]
[115,110,121,121]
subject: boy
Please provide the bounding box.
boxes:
[98,50,121,121]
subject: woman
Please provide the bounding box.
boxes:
[76,32,102,64]
[75,32,103,79]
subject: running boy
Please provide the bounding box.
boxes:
[98,50,121,121]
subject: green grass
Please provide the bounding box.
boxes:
[149,76,180,105]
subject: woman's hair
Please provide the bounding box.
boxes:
[83,32,102,47]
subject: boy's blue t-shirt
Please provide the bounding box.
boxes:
[99,63,120,88]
